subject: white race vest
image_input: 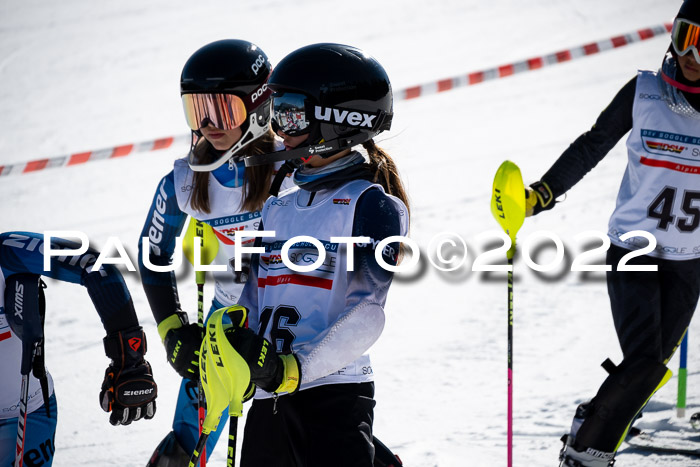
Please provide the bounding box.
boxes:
[253,179,408,393]
[173,157,293,306]
[608,70,700,260]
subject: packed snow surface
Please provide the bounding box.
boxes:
[1,1,695,465]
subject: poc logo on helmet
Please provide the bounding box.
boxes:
[251,83,269,103]
[251,54,266,75]
[314,106,377,128]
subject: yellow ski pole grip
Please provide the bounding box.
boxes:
[199,307,252,433]
[491,160,526,259]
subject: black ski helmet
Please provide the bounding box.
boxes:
[677,0,700,24]
[180,39,273,171]
[245,43,393,169]
[661,0,700,95]
[269,43,392,145]
[670,0,700,59]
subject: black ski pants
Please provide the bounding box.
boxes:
[607,244,700,362]
[240,382,375,467]
[570,245,700,454]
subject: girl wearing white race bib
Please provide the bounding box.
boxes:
[138,39,292,465]
[217,43,409,467]
[526,2,700,465]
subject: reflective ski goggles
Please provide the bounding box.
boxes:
[672,18,700,63]
[271,92,312,136]
[182,93,248,131]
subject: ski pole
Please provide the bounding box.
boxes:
[189,415,237,467]
[7,274,46,467]
[491,161,525,467]
[15,370,30,467]
[194,222,207,467]
[678,332,688,418]
[16,343,48,467]
[196,273,206,467]
[227,421,237,466]
[191,307,250,467]
[188,432,210,467]
[183,218,219,466]
[506,256,514,467]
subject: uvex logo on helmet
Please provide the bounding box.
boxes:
[314,106,377,128]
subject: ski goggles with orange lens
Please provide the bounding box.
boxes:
[182,93,247,131]
[672,18,700,63]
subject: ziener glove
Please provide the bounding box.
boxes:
[158,311,202,380]
[100,327,157,426]
[525,180,555,217]
[223,307,301,394]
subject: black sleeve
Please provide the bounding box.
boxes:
[541,76,637,197]
[350,188,402,293]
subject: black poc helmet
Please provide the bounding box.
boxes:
[245,43,393,167]
[180,39,273,171]
[677,0,700,24]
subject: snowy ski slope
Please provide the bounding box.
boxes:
[0,0,695,465]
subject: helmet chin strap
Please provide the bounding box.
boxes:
[250,132,368,197]
[188,112,267,172]
[243,132,367,168]
[268,159,301,197]
[187,130,238,171]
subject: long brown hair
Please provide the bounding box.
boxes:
[188,129,277,213]
[361,139,411,263]
[362,139,410,217]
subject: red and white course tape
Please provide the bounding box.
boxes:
[0,134,191,177]
[0,23,672,177]
[397,23,672,100]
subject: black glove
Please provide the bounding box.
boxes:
[223,319,300,394]
[525,180,555,217]
[158,312,202,380]
[100,327,157,426]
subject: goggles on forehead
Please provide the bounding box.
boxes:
[672,18,700,63]
[271,92,312,137]
[182,93,248,131]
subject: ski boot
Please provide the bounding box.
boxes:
[559,435,615,467]
[691,412,700,430]
[374,435,403,467]
[146,431,189,467]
